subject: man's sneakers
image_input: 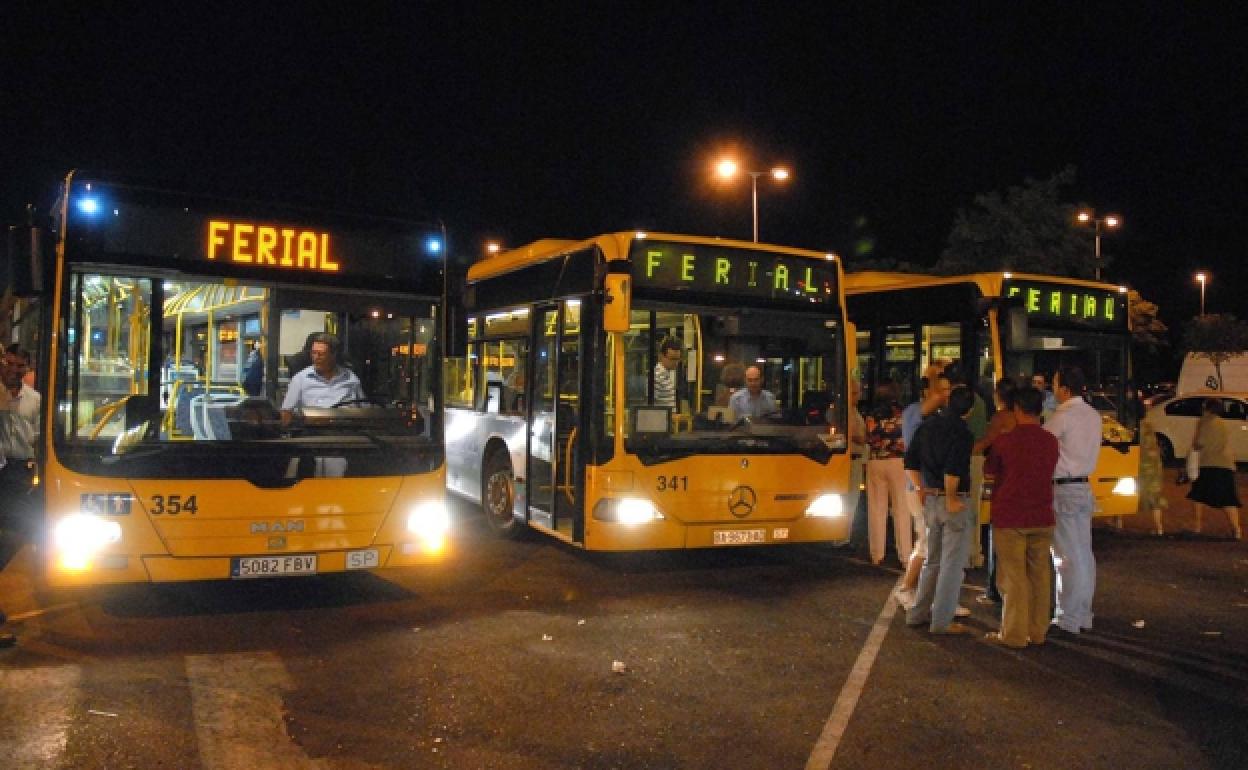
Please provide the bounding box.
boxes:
[930,622,975,635]
[893,588,916,610]
[954,605,972,618]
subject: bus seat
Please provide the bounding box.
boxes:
[174,384,207,435]
[190,393,244,440]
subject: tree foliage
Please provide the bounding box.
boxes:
[1129,290,1168,352]
[935,166,1097,277]
[1181,313,1248,390]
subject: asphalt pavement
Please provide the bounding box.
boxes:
[1,471,1246,769]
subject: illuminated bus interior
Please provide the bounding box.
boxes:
[58,271,439,480]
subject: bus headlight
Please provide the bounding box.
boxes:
[1112,477,1137,496]
[406,500,451,553]
[54,513,122,572]
[592,498,664,524]
[805,494,845,518]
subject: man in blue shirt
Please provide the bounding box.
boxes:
[729,365,780,419]
[281,333,365,425]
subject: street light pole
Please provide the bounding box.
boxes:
[716,159,790,243]
[748,171,761,243]
[1076,210,1120,281]
[1093,219,1102,282]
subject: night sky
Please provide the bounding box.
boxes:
[3,5,1244,352]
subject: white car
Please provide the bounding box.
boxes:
[1145,393,1248,464]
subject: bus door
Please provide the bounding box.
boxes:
[527,302,582,539]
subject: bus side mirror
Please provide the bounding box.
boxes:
[603,274,631,333]
[5,225,49,295]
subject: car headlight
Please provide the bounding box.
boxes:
[805,493,845,518]
[54,513,122,572]
[592,498,664,524]
[406,500,451,552]
[1112,477,1137,496]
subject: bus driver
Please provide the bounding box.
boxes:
[281,332,365,425]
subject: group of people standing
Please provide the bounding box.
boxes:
[860,364,1104,647]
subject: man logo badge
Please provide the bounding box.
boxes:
[728,485,757,518]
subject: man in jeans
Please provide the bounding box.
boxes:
[904,386,977,635]
[1045,365,1102,635]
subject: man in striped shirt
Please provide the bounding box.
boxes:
[654,337,682,409]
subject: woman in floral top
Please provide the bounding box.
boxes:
[865,399,913,565]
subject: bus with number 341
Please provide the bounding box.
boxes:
[444,232,855,550]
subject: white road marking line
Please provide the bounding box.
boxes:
[806,576,904,770]
[0,665,81,765]
[187,652,329,769]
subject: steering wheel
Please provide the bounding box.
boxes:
[332,396,387,408]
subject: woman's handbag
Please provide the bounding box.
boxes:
[1185,449,1201,482]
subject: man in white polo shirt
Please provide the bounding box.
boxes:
[1044,365,1102,635]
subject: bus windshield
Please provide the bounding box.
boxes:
[620,303,848,463]
[56,270,440,480]
[1002,326,1136,442]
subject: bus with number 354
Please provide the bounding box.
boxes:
[6,171,452,587]
[444,232,855,550]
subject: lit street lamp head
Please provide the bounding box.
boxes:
[771,167,790,181]
[716,158,739,179]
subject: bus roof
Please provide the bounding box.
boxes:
[469,232,837,283]
[844,270,1129,296]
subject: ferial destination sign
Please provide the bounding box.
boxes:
[1003,279,1126,330]
[628,240,838,304]
[207,220,341,272]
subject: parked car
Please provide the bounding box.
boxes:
[1144,392,1248,464]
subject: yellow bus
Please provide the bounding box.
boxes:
[844,271,1139,519]
[13,171,452,586]
[445,232,854,549]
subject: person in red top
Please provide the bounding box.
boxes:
[982,386,1060,648]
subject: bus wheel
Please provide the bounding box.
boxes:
[482,453,524,538]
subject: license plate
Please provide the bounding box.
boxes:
[713,528,767,545]
[345,549,379,570]
[231,554,318,578]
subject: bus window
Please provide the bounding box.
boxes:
[61,274,154,440]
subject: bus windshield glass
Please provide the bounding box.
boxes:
[619,304,848,463]
[1003,327,1135,443]
[55,271,440,480]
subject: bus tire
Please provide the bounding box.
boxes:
[482,451,525,538]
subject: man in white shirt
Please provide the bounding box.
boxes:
[1044,365,1102,635]
[0,346,37,500]
[729,366,780,419]
[281,333,365,424]
[4,345,40,445]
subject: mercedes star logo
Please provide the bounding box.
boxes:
[728,485,757,518]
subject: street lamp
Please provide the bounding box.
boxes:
[716,158,791,242]
[1075,210,1121,281]
[1195,272,1207,316]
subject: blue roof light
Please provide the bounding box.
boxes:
[77,197,101,214]
[425,237,443,255]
